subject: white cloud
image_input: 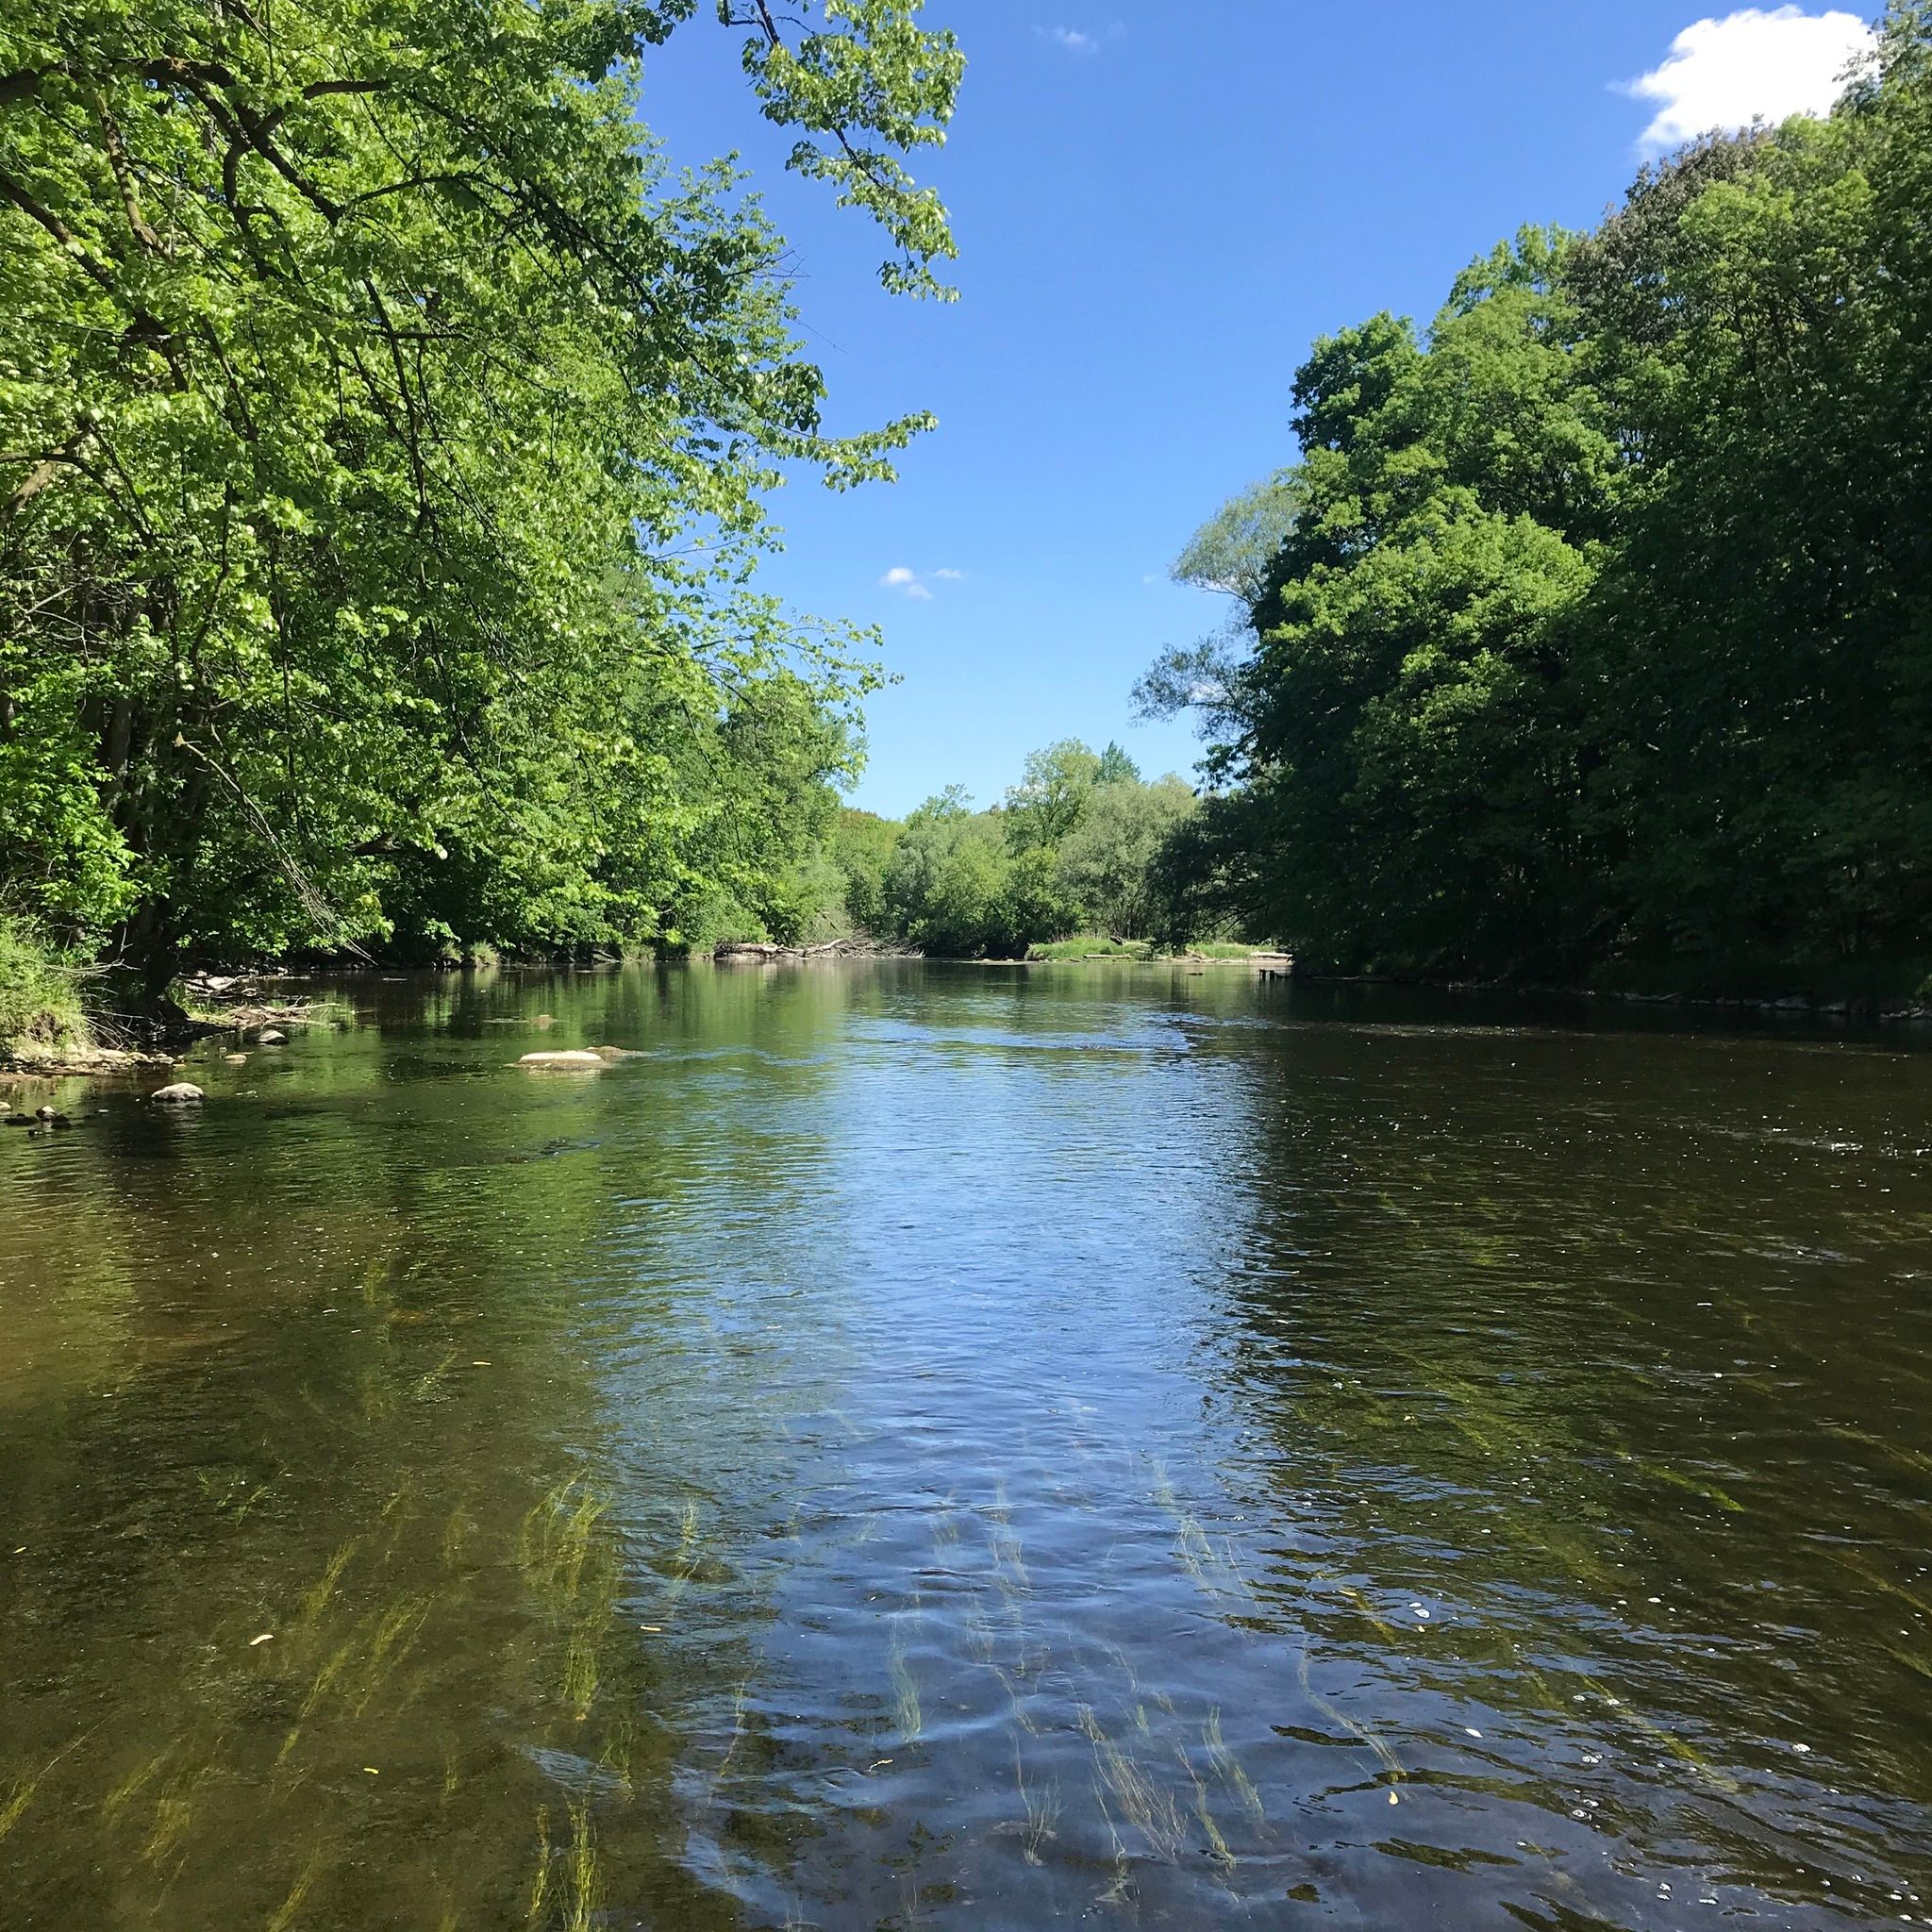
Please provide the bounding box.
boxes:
[1037,23,1125,55]
[1624,8,1874,155]
[880,565,964,601]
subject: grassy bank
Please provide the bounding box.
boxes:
[0,919,92,1060]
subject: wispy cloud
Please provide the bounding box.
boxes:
[1036,23,1123,55]
[1623,7,1873,155]
[880,565,963,602]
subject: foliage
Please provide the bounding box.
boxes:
[862,743,1199,955]
[1052,775,1195,939]
[1002,739,1101,852]
[1146,5,1932,985]
[0,0,959,982]
[829,807,902,936]
[878,798,1054,956]
[1024,935,1154,960]
[0,914,89,1052]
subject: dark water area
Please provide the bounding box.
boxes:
[3,961,1930,1929]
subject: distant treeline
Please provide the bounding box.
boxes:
[826,741,1198,958]
[1143,4,1932,992]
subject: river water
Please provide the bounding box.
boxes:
[3,962,1930,1929]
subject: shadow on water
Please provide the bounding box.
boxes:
[1,961,1927,1927]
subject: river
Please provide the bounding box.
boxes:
[3,962,1929,1928]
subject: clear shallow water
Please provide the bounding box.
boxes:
[3,961,1930,1929]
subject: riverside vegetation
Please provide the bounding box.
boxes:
[7,1,1932,1055]
[1141,4,1932,998]
[0,0,962,1050]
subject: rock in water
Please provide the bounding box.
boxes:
[517,1051,607,1069]
[150,1083,207,1105]
[258,1028,288,1045]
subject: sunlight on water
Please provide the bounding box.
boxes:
[2,961,1929,1927]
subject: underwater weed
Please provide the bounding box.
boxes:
[1174,1744,1235,1871]
[888,1623,924,1742]
[1204,1709,1267,1829]
[525,1806,552,1930]
[298,1540,360,1624]
[1014,1739,1060,1866]
[265,1844,329,1932]
[563,1800,601,1932]
[1078,1707,1185,1862]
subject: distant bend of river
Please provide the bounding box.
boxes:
[3,961,1930,1929]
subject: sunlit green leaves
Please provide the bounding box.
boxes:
[0,0,959,967]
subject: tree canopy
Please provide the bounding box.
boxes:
[1145,2,1932,991]
[0,0,960,978]
[852,741,1198,956]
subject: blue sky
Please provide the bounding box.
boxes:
[639,4,1872,818]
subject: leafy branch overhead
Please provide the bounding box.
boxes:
[725,0,963,298]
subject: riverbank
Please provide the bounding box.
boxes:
[0,951,351,1078]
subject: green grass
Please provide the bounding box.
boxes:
[1026,936,1157,961]
[0,918,90,1058]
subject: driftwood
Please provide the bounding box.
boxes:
[714,939,881,963]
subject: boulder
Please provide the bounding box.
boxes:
[517,1050,606,1069]
[150,1082,206,1105]
[258,1028,288,1045]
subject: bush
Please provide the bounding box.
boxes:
[0,918,90,1055]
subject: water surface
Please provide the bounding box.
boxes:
[4,963,1930,1928]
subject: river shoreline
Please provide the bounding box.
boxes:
[8,948,1928,1082]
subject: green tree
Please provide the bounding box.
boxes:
[0,0,961,983]
[1145,9,1932,990]
[830,807,903,935]
[1002,739,1101,852]
[1054,775,1195,938]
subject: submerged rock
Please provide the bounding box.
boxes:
[593,1045,643,1060]
[3,1112,33,1128]
[517,1050,606,1069]
[258,1028,288,1046]
[150,1082,207,1105]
